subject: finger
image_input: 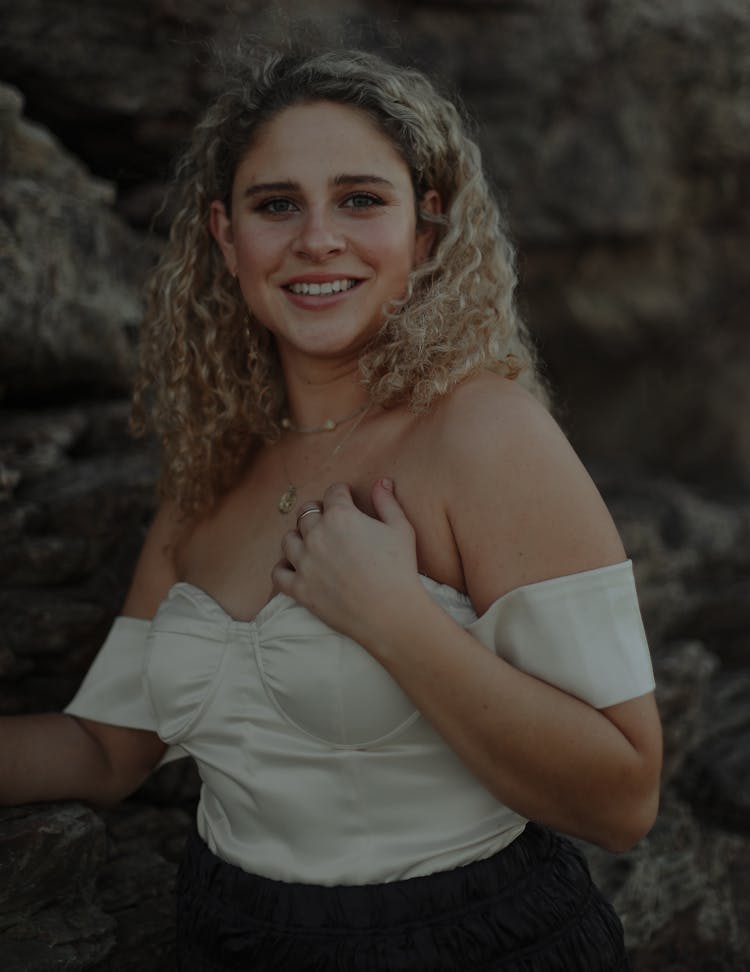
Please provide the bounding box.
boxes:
[295,502,324,537]
[280,529,304,565]
[270,557,299,597]
[322,481,354,510]
[371,478,412,530]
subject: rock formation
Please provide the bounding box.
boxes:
[1,1,748,968]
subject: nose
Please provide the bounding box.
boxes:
[292,206,345,260]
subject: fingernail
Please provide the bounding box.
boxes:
[380,477,394,492]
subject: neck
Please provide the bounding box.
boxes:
[280,357,369,432]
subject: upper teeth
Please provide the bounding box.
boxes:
[288,279,357,296]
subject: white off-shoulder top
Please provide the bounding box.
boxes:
[65,561,655,885]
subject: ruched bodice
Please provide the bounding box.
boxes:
[146,577,472,748]
[66,562,655,885]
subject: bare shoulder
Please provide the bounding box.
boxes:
[120,499,186,620]
[431,369,551,443]
[432,372,626,613]
[433,370,582,474]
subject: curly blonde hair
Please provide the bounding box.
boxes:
[132,45,547,516]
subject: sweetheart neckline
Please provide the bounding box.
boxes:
[167,573,473,628]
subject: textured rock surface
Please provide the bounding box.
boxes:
[0,83,158,403]
[0,803,114,969]
[1,1,749,969]
[93,803,194,972]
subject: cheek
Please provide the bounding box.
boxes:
[233,232,266,274]
[363,224,420,274]
[230,231,274,321]
[233,219,290,271]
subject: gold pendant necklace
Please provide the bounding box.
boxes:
[278,485,299,515]
[278,404,372,514]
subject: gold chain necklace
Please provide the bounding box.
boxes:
[277,405,372,514]
[280,401,370,434]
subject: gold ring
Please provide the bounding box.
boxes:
[296,504,323,529]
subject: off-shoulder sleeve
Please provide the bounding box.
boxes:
[64,616,186,764]
[466,561,655,709]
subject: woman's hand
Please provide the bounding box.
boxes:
[271,478,428,651]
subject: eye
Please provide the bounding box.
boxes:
[257,197,298,215]
[343,192,383,210]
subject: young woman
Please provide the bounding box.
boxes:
[1,47,661,970]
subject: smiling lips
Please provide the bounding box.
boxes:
[283,278,361,297]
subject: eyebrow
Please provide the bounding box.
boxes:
[333,174,395,189]
[242,174,396,198]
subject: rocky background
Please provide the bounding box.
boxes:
[1,0,749,968]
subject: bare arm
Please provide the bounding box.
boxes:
[0,502,182,808]
[0,714,166,808]
[361,596,660,852]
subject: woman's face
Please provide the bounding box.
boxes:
[210,100,439,366]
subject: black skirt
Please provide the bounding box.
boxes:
[176,823,629,971]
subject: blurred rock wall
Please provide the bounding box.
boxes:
[0,1,748,969]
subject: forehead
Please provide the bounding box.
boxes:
[237,100,410,181]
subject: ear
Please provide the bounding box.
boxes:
[414,189,442,264]
[209,200,237,276]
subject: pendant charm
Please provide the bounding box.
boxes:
[278,484,297,514]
